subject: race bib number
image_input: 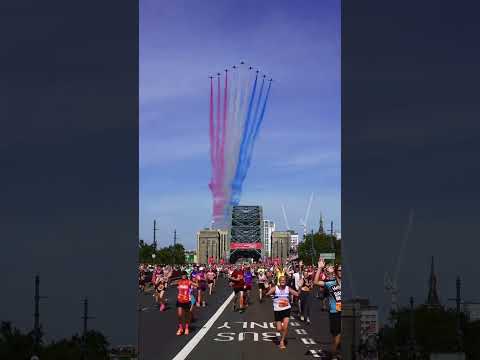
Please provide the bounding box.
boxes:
[278,299,289,308]
[336,302,342,312]
[177,293,189,303]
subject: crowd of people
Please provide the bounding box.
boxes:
[138,256,342,359]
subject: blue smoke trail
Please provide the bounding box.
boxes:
[236,73,259,173]
[230,79,272,206]
[238,79,273,188]
[237,75,265,181]
[230,72,258,205]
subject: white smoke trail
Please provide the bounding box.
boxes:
[229,63,248,200]
[223,66,238,215]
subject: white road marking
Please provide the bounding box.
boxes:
[171,291,235,360]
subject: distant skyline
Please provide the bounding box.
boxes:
[140,0,340,250]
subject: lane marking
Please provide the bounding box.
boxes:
[171,291,235,360]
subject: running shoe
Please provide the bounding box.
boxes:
[184,326,189,335]
[176,326,183,336]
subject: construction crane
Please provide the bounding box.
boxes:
[299,193,314,241]
[384,208,415,322]
[281,203,290,230]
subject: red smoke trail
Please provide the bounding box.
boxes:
[219,71,228,187]
[215,74,221,181]
[209,76,215,192]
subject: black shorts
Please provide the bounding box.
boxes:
[329,312,341,336]
[233,287,244,294]
[176,301,191,310]
[207,279,214,284]
[274,308,291,322]
[258,283,266,290]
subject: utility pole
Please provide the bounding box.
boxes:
[33,274,47,356]
[174,229,177,246]
[81,298,95,360]
[352,303,357,360]
[408,297,416,359]
[448,276,464,352]
[82,297,95,337]
[152,220,158,250]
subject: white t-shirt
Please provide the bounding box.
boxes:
[293,272,301,290]
[273,286,291,311]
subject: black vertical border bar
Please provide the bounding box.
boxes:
[0,0,138,347]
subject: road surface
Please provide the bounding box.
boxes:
[138,277,333,360]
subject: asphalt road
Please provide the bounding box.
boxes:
[138,277,334,360]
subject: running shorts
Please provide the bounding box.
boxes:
[244,284,252,291]
[329,312,341,336]
[233,287,244,294]
[258,283,265,290]
[207,279,214,284]
[199,281,207,291]
[176,301,191,310]
[274,308,291,322]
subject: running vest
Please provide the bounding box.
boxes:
[177,279,191,303]
[324,279,342,313]
[273,286,291,311]
[244,271,253,285]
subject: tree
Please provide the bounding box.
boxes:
[139,240,156,263]
[297,231,341,265]
[378,305,479,359]
[464,320,480,359]
[140,240,186,265]
[0,322,109,360]
[0,321,36,360]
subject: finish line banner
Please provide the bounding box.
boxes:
[230,242,262,250]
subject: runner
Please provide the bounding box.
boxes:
[314,257,342,359]
[207,267,215,295]
[197,267,207,307]
[172,271,197,336]
[243,266,253,306]
[257,269,268,303]
[155,273,167,312]
[275,265,286,286]
[292,265,302,316]
[265,275,299,350]
[230,265,245,313]
[138,265,146,293]
[298,269,313,323]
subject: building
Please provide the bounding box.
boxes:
[219,229,229,260]
[287,230,299,249]
[230,205,263,263]
[262,220,275,258]
[463,303,480,322]
[342,298,379,360]
[271,231,290,263]
[196,229,229,264]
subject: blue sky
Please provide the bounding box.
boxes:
[140,0,340,250]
